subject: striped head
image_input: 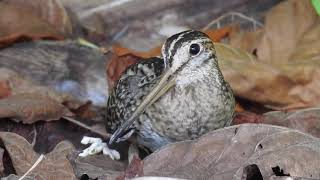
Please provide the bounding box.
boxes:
[161,30,220,86]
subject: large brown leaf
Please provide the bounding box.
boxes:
[0,132,76,179]
[0,68,80,107]
[143,124,320,179]
[2,0,72,36]
[0,93,72,123]
[223,0,320,109]
[0,0,70,48]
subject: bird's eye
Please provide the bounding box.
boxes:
[189,43,201,55]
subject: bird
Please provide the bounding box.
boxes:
[105,30,235,152]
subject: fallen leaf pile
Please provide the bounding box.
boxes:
[0,0,320,179]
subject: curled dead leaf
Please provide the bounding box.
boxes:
[0,132,76,179]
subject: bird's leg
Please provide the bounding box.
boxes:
[79,136,120,160]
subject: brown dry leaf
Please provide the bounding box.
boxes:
[205,26,233,42]
[0,81,11,99]
[143,124,320,179]
[0,132,76,179]
[223,0,320,109]
[68,153,125,179]
[234,108,320,139]
[0,1,65,48]
[0,68,77,106]
[2,0,72,35]
[233,112,264,125]
[1,174,34,180]
[256,0,317,64]
[263,108,320,138]
[106,53,141,89]
[0,93,72,124]
[112,44,162,59]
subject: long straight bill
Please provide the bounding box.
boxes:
[109,69,176,144]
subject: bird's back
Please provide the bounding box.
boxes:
[105,57,165,135]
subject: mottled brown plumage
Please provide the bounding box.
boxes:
[106,30,235,151]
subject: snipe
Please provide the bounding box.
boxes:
[106,30,235,151]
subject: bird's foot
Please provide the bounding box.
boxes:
[79,136,120,160]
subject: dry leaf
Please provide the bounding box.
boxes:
[205,26,233,42]
[106,53,141,89]
[234,108,320,139]
[0,68,77,106]
[0,2,64,48]
[0,132,76,179]
[2,0,72,35]
[223,0,320,108]
[0,81,11,99]
[263,108,320,138]
[143,124,320,179]
[68,153,125,179]
[1,174,34,180]
[0,93,72,123]
[256,0,317,64]
[233,112,264,125]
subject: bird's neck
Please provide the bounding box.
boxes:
[175,60,225,89]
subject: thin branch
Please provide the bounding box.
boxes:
[202,11,263,31]
[18,154,45,180]
[62,116,112,139]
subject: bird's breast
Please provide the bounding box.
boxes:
[142,81,234,142]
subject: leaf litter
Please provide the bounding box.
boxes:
[0,0,320,179]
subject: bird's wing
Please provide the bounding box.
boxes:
[105,57,165,139]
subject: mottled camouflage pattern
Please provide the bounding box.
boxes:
[106,30,235,151]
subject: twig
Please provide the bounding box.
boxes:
[62,116,112,139]
[202,11,263,31]
[79,0,134,19]
[18,154,45,180]
[30,124,37,147]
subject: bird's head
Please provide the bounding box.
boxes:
[162,30,217,72]
[161,30,220,87]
